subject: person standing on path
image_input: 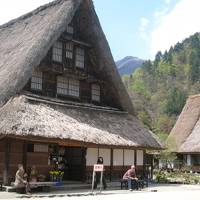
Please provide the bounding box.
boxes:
[94,157,107,189]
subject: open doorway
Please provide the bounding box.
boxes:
[63,147,86,181]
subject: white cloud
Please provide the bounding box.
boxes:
[139,17,150,41]
[0,0,54,25]
[151,0,200,57]
[165,0,171,5]
[154,8,169,19]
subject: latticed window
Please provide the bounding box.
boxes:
[75,47,85,69]
[68,79,79,97]
[66,42,73,60]
[57,76,80,97]
[66,25,74,34]
[52,41,63,62]
[91,84,100,102]
[31,71,43,91]
[57,76,68,95]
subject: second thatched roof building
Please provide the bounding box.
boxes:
[167,94,200,171]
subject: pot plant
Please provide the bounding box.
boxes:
[49,171,64,182]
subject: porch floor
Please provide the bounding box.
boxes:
[4,181,122,193]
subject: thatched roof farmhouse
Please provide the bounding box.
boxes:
[167,94,200,153]
[0,0,162,184]
[167,94,200,170]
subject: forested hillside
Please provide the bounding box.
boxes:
[123,33,200,141]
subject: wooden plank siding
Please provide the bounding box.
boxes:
[86,148,146,181]
[22,12,123,110]
[0,138,147,184]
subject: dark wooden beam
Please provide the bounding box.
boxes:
[122,149,125,169]
[22,141,27,172]
[110,149,113,181]
[143,150,146,177]
[134,150,137,167]
[81,147,87,182]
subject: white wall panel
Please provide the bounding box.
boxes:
[136,150,144,165]
[99,148,111,166]
[86,148,98,166]
[113,149,123,166]
[124,150,135,166]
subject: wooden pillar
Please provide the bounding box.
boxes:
[81,147,87,182]
[122,149,125,168]
[110,149,113,181]
[143,150,146,177]
[3,139,11,185]
[22,141,27,171]
[134,150,137,167]
[151,154,154,180]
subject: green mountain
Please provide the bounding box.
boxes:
[116,56,144,76]
[123,32,200,141]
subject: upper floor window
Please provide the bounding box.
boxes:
[66,42,73,60]
[31,71,43,91]
[57,76,80,97]
[75,47,85,69]
[91,84,100,102]
[68,79,80,97]
[52,41,62,63]
[66,25,74,34]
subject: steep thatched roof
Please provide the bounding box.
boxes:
[167,94,200,153]
[0,0,134,114]
[0,0,163,149]
[0,94,162,149]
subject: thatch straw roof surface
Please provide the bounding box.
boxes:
[0,0,163,149]
[167,94,200,153]
[0,0,134,114]
[0,95,162,149]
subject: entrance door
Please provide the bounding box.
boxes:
[64,147,86,181]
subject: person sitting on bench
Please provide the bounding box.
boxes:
[123,165,138,191]
[14,164,31,195]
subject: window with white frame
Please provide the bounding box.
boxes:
[57,76,80,97]
[57,76,68,95]
[91,84,100,102]
[66,42,73,60]
[31,71,42,91]
[52,41,63,62]
[68,79,80,97]
[75,47,85,69]
[66,25,74,34]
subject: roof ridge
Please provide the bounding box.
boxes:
[0,0,64,29]
[179,109,200,152]
[188,94,200,99]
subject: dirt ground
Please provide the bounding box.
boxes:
[1,184,200,200]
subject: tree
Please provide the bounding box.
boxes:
[165,88,186,116]
[157,150,177,170]
[189,51,200,83]
[141,60,154,74]
[154,51,162,66]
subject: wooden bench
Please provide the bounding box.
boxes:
[120,178,148,190]
[120,179,128,189]
[11,182,57,193]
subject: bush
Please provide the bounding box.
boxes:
[154,170,168,183]
[154,169,200,184]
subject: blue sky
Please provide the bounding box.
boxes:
[93,0,180,60]
[0,0,200,61]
